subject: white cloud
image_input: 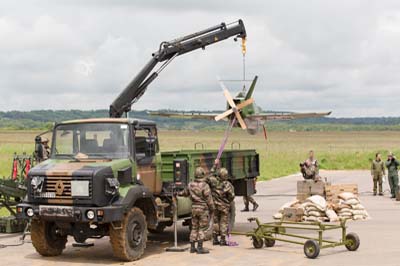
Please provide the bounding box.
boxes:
[1,1,400,117]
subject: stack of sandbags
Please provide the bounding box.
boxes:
[301,195,329,222]
[334,192,370,220]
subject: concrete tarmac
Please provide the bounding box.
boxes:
[1,170,399,266]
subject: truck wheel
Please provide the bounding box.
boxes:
[31,219,67,256]
[148,223,166,234]
[110,207,147,261]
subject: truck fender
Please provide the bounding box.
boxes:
[120,185,158,228]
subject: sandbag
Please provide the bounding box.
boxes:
[344,198,360,205]
[339,208,351,213]
[303,216,318,222]
[338,192,357,201]
[279,199,299,212]
[351,210,367,216]
[353,215,365,220]
[305,206,320,212]
[351,204,365,210]
[301,202,316,208]
[338,211,352,217]
[326,209,339,222]
[307,211,323,217]
[305,195,327,211]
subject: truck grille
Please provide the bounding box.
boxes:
[31,176,92,204]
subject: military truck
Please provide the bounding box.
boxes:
[17,20,258,261]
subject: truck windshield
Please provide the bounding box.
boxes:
[52,123,130,159]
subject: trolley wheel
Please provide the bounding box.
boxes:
[303,239,320,259]
[252,236,264,249]
[264,238,275,247]
[345,232,360,251]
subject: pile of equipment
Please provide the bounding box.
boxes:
[274,180,369,222]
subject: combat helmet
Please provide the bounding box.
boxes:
[195,167,205,179]
[219,168,229,180]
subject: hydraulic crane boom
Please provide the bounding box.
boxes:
[109,19,247,118]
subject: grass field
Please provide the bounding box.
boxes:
[1,129,400,180]
[1,129,399,216]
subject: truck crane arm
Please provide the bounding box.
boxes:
[109,19,246,118]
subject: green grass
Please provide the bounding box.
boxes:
[3,129,397,216]
[1,130,399,181]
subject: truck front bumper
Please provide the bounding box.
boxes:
[16,203,124,223]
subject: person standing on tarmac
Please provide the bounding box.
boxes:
[371,152,385,196]
[386,152,399,199]
[241,178,259,212]
[208,167,235,246]
[180,167,214,254]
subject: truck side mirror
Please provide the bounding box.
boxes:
[145,137,156,157]
[34,136,44,162]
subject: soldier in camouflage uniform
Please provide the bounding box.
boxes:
[181,167,214,254]
[208,167,235,246]
[386,152,399,199]
[300,150,320,180]
[371,152,385,196]
[241,178,259,212]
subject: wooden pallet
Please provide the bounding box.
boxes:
[325,184,358,203]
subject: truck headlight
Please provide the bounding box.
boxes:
[31,176,45,192]
[86,210,95,220]
[26,208,34,217]
[71,180,90,197]
[105,178,120,196]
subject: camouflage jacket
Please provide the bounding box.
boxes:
[182,179,214,211]
[371,159,385,176]
[386,159,399,176]
[207,175,235,209]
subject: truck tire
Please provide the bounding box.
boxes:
[109,207,147,261]
[31,219,67,256]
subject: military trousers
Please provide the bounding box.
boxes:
[388,175,399,197]
[190,207,209,242]
[372,173,383,194]
[213,207,229,237]
[243,196,257,207]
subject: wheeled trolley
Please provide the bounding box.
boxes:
[231,218,360,259]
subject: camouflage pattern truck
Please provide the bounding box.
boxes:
[17,118,259,261]
[17,19,252,261]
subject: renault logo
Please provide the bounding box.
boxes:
[55,180,65,196]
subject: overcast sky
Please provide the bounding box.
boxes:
[1,0,400,117]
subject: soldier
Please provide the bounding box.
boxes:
[371,152,385,196]
[241,178,259,212]
[300,150,320,180]
[385,152,399,199]
[181,167,214,254]
[208,168,235,246]
[41,137,50,160]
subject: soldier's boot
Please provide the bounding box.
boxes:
[190,241,197,253]
[252,202,259,211]
[196,240,209,254]
[212,234,220,245]
[220,236,229,246]
[241,205,249,212]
